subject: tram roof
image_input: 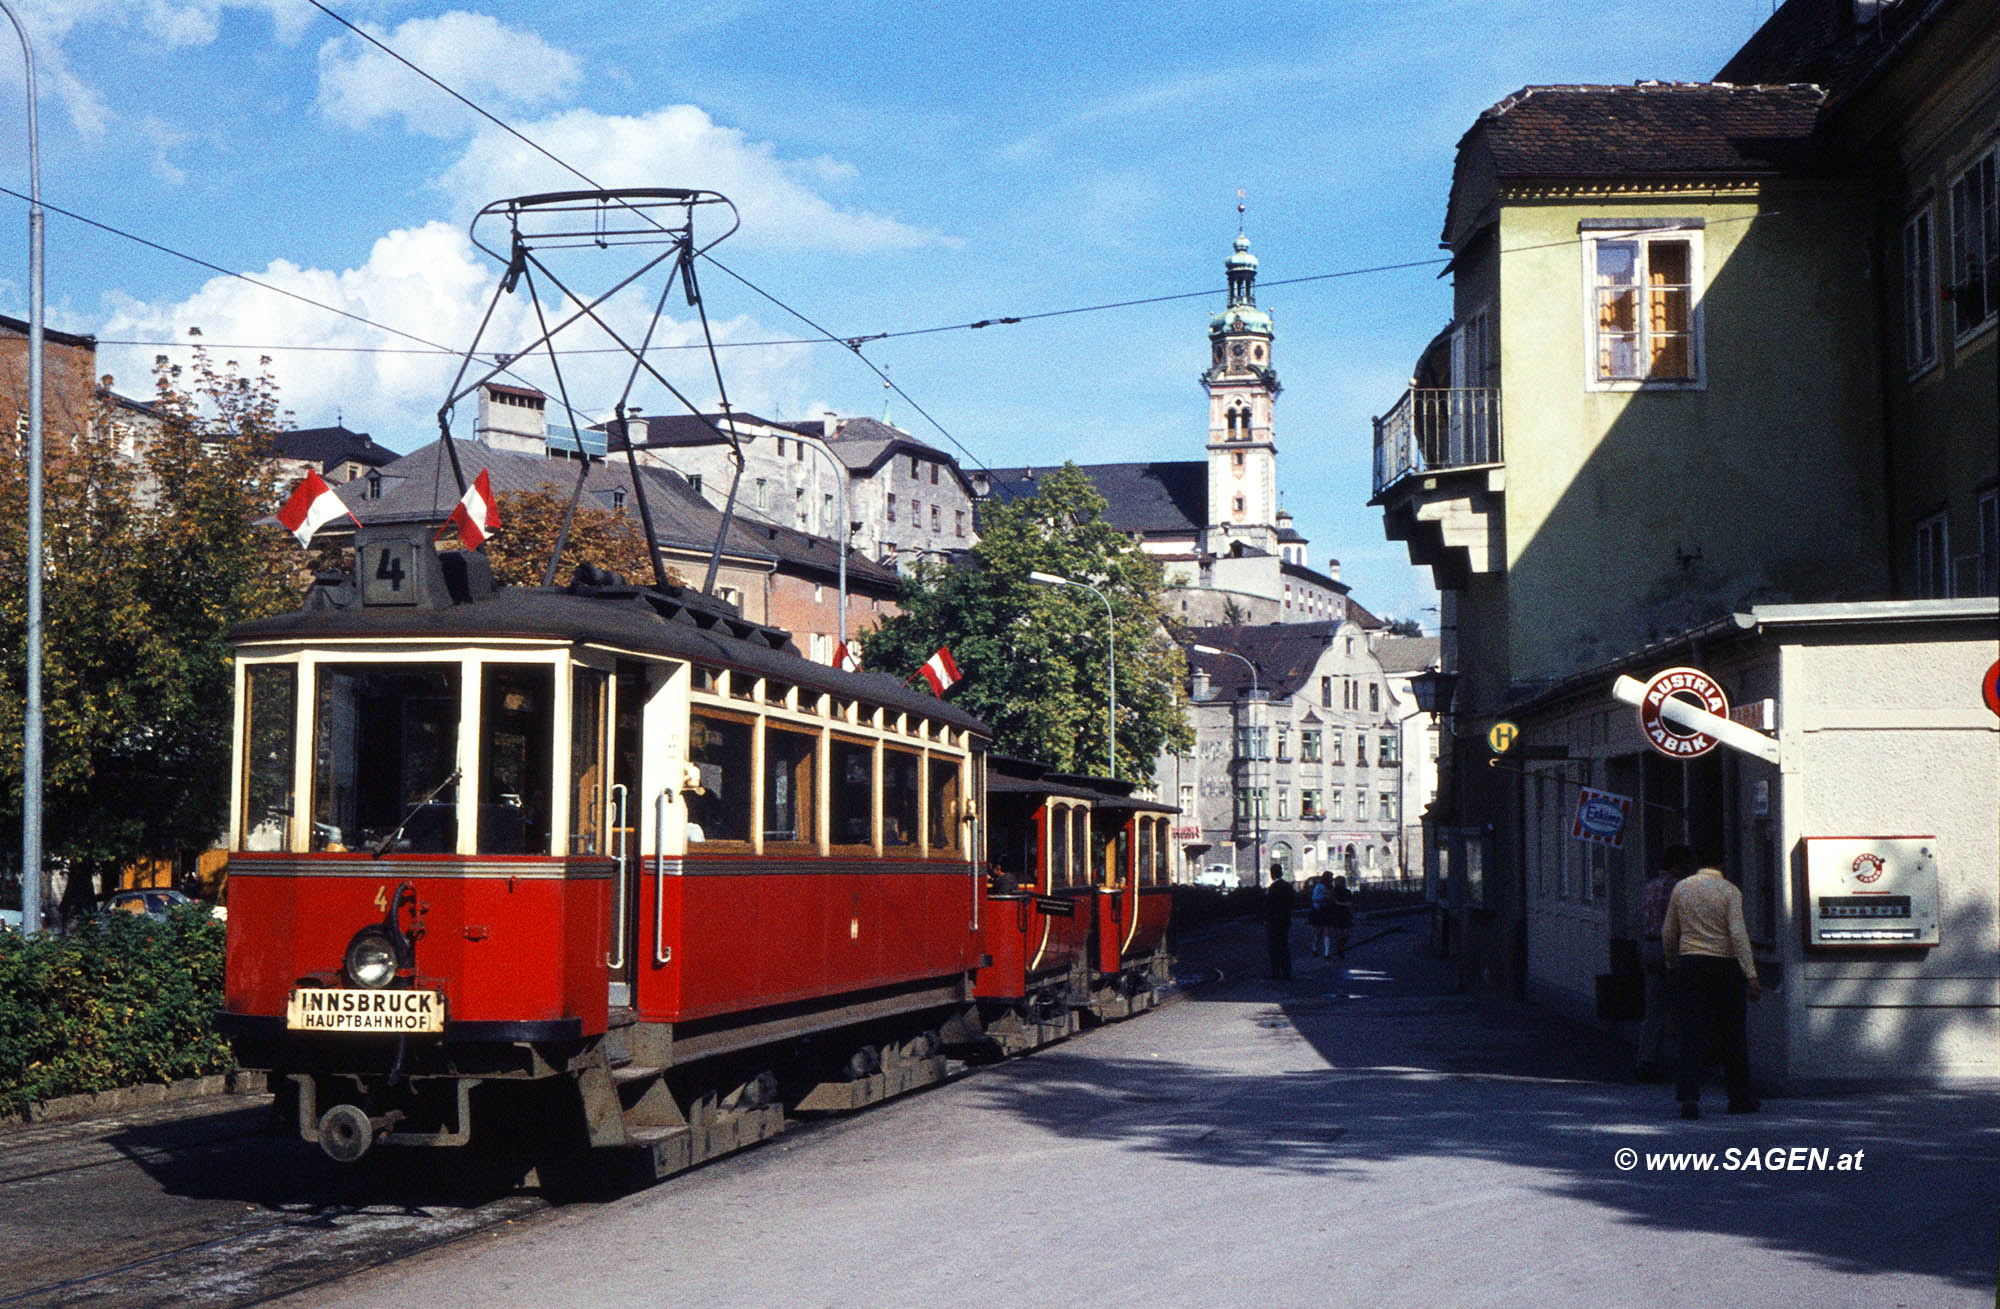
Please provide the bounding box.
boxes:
[231,582,990,737]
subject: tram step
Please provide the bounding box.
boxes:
[627,1124,688,1147]
[612,1063,666,1087]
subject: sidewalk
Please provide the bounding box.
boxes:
[1184,912,2000,1303]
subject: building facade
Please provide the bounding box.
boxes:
[1371,0,1998,1087]
[1158,622,1413,886]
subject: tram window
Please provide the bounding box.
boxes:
[686,711,753,844]
[1073,808,1091,887]
[1137,818,1153,890]
[313,664,460,854]
[1050,804,1070,889]
[693,666,719,694]
[927,755,962,854]
[830,738,874,846]
[731,673,758,702]
[832,697,854,722]
[765,679,793,708]
[763,726,816,847]
[478,664,553,855]
[1114,824,1130,886]
[570,669,609,855]
[1152,819,1170,885]
[883,748,920,848]
[241,665,296,851]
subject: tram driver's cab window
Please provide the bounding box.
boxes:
[313,664,460,853]
[686,710,752,844]
[1050,804,1071,889]
[477,664,553,854]
[240,665,296,851]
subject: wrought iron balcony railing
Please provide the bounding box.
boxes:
[1372,387,1502,495]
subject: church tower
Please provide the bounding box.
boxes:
[1205,231,1281,555]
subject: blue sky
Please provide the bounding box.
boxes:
[0,1,1777,626]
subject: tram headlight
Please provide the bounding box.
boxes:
[343,926,401,989]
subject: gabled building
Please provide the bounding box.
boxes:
[1157,620,1414,886]
[270,423,399,485]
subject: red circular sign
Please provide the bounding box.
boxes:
[1639,666,1729,759]
[1984,660,1999,719]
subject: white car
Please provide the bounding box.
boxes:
[1192,865,1238,889]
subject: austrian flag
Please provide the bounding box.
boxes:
[833,640,860,673]
[276,469,356,547]
[918,646,961,696]
[440,469,501,550]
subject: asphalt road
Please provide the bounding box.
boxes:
[4,914,1994,1307]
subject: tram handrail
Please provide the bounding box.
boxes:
[606,784,629,971]
[653,790,671,966]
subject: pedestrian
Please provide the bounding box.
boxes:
[1634,844,1695,1082]
[1329,874,1356,961]
[1663,845,1762,1119]
[1308,871,1335,957]
[1264,863,1296,980]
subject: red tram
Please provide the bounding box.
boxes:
[218,529,1176,1176]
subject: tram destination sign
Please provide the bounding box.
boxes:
[286,987,446,1033]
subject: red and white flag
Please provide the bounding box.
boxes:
[275,469,355,547]
[833,640,860,673]
[918,646,961,696]
[439,469,500,550]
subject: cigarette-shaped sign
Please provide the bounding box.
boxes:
[1611,669,1782,765]
[1571,787,1632,847]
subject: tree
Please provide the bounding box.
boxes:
[0,350,299,915]
[862,464,1193,782]
[1385,616,1425,637]
[482,482,675,589]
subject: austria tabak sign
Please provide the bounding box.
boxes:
[1638,666,1728,759]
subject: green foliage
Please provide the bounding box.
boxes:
[862,464,1193,782]
[0,905,230,1109]
[0,349,299,902]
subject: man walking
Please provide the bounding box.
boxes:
[1635,845,1695,1081]
[1265,863,1296,980]
[1663,846,1762,1119]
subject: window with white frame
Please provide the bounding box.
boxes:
[1587,229,1700,386]
[1978,489,1998,597]
[1948,147,1998,341]
[1903,205,1939,374]
[1915,511,1950,599]
[1328,789,1343,821]
[1277,788,1290,821]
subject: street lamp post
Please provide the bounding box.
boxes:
[3,1,46,935]
[1028,571,1115,778]
[1192,643,1264,887]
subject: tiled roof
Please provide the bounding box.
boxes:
[333,440,896,591]
[1373,636,1441,675]
[1718,0,1948,106]
[984,461,1206,538]
[1185,621,1345,700]
[1469,82,1828,180]
[274,424,400,472]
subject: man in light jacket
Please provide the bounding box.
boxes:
[1663,846,1761,1119]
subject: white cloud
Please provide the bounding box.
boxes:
[0,0,306,134]
[96,221,820,443]
[316,11,582,138]
[438,106,946,253]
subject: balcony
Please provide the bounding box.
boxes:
[1372,387,1502,494]
[1369,387,1505,589]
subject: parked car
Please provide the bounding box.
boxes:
[98,888,223,923]
[1192,864,1239,889]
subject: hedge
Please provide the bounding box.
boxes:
[0,905,231,1111]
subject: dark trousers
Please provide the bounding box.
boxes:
[1266,920,1292,979]
[1674,955,1752,1104]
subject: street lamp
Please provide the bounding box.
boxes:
[1028,571,1115,778]
[1408,666,1459,721]
[3,1,47,935]
[1191,643,1264,886]
[795,433,852,648]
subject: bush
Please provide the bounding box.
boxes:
[0,904,230,1110]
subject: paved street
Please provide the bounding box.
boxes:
[286,914,1999,1308]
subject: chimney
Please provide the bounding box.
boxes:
[822,411,838,441]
